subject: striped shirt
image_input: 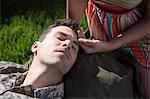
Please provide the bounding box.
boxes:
[85,0,150,68]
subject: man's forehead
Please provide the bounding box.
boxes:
[51,26,79,45]
[51,26,76,36]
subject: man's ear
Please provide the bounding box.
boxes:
[31,41,40,53]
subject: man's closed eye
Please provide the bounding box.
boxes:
[57,37,66,41]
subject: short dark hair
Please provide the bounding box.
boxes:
[24,19,80,68]
[38,19,80,41]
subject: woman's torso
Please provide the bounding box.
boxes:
[86,0,150,68]
[86,0,145,41]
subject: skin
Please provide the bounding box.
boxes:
[67,0,149,53]
[67,0,150,97]
[22,26,79,89]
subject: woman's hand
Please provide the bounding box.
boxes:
[77,27,85,38]
[77,28,116,53]
[78,38,114,53]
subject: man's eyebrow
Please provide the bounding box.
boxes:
[57,31,79,46]
[57,31,67,37]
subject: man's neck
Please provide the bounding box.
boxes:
[22,61,63,89]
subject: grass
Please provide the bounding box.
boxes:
[0,0,88,64]
[0,0,65,64]
[0,12,53,64]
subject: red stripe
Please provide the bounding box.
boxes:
[90,0,127,11]
[86,0,93,16]
[130,42,147,68]
[112,15,118,37]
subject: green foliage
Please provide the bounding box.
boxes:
[1,0,65,24]
[0,0,88,64]
[81,14,88,30]
[0,11,56,64]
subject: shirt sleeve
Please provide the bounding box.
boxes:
[1,82,64,99]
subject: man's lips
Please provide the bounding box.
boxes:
[55,50,69,59]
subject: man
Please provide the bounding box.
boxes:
[0,19,80,98]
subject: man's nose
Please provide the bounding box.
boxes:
[62,40,71,50]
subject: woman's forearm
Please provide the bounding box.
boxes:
[66,0,88,24]
[110,0,150,50]
[110,19,150,50]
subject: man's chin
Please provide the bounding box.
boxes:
[49,58,71,74]
[46,57,66,67]
[47,57,61,63]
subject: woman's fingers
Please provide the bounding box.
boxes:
[78,38,93,46]
[77,27,85,38]
[78,38,95,53]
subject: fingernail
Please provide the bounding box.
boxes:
[77,30,80,33]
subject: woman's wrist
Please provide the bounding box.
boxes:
[108,37,124,51]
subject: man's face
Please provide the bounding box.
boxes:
[33,26,79,74]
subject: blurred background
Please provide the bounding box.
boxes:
[0,0,87,64]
